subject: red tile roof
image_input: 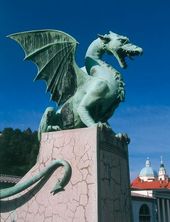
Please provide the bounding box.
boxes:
[131,177,170,190]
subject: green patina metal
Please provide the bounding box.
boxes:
[0,159,72,199]
[85,57,100,74]
[1,30,142,201]
[8,30,143,140]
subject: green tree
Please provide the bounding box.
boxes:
[0,128,39,176]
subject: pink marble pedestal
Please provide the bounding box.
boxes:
[0,126,132,222]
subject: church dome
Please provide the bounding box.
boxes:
[139,158,157,181]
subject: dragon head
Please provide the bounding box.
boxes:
[98,31,143,68]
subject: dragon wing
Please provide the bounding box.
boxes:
[8,30,88,106]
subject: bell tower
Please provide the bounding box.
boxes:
[158,156,168,181]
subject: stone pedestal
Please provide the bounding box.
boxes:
[0,126,132,222]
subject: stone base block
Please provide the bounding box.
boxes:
[0,126,132,221]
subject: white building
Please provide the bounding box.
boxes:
[131,158,170,222]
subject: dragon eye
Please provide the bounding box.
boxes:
[120,39,129,44]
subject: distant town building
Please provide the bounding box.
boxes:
[0,174,21,189]
[158,157,169,181]
[131,157,170,222]
[131,157,170,190]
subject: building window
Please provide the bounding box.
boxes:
[139,204,150,222]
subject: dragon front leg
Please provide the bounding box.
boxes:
[77,80,109,127]
[77,104,96,127]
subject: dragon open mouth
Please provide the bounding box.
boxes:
[115,45,143,69]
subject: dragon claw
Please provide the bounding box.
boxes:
[115,133,130,144]
[47,125,61,132]
[96,122,112,130]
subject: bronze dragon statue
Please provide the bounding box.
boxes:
[8,30,143,140]
[0,31,142,200]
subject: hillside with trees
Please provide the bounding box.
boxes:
[0,128,39,176]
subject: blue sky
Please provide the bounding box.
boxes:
[0,0,170,180]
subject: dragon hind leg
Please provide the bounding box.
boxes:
[38,107,62,141]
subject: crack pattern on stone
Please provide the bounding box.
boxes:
[0,127,132,222]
